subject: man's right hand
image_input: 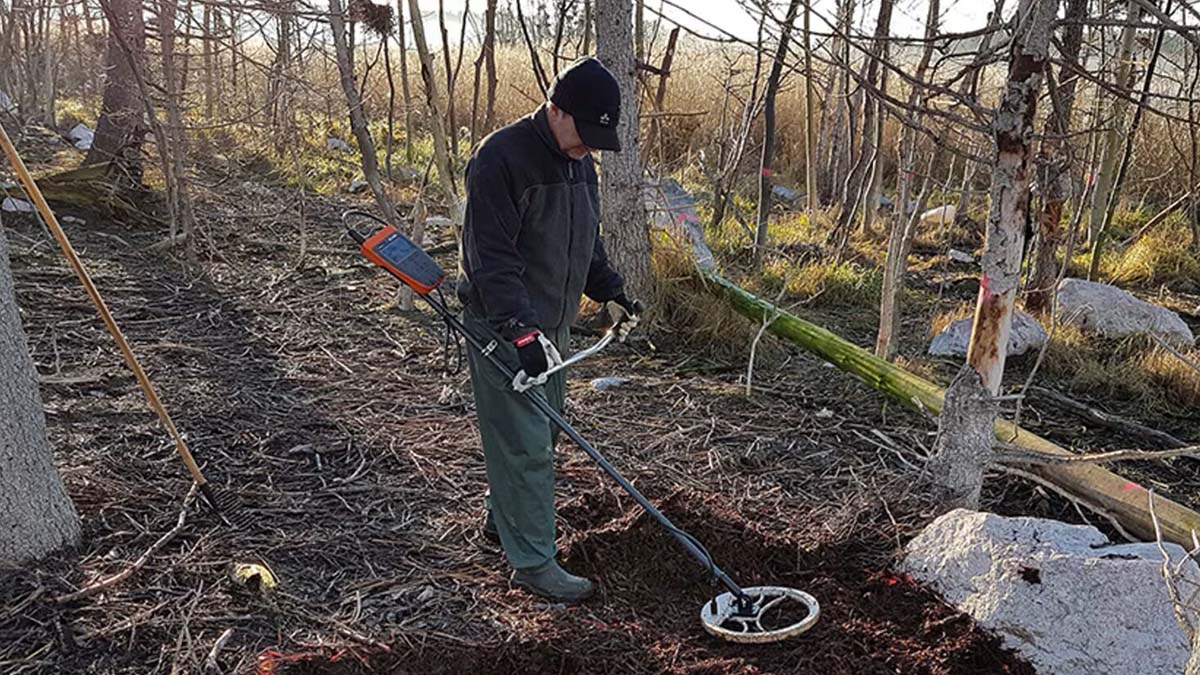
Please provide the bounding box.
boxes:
[513,329,563,383]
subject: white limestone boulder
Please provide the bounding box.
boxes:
[901,509,1199,675]
[929,310,1047,358]
[1057,278,1194,346]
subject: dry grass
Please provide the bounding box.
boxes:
[1108,222,1200,292]
[1039,325,1200,412]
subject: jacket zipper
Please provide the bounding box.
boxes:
[560,161,575,328]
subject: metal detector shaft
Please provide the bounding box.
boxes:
[423,292,749,602]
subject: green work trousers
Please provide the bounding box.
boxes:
[464,311,568,571]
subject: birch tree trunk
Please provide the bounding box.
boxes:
[158,0,197,264]
[595,0,653,300]
[1090,0,1167,276]
[1025,0,1087,313]
[329,0,401,231]
[86,0,144,182]
[753,0,802,269]
[928,0,1058,509]
[0,224,81,564]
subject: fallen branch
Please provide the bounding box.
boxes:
[1120,189,1196,248]
[55,483,198,604]
[995,443,1200,465]
[1030,386,1189,450]
[1151,334,1200,378]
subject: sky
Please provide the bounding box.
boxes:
[416,0,996,45]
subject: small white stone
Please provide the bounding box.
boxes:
[2,197,34,212]
[326,137,353,152]
[948,248,975,264]
[590,377,629,391]
[348,179,368,193]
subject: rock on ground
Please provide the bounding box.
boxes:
[902,509,1199,675]
[643,179,715,271]
[930,310,1047,358]
[326,137,353,152]
[347,179,368,194]
[1057,278,1195,347]
[2,197,34,213]
[67,123,94,150]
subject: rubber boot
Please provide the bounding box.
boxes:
[512,560,594,603]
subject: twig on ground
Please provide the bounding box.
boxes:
[55,483,200,604]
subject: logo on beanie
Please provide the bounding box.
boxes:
[600,113,610,126]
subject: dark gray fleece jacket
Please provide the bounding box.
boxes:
[457,104,625,336]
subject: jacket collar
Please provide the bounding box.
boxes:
[531,104,576,163]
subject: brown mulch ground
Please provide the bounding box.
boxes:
[1,152,1192,674]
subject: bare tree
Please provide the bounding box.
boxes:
[596,0,653,300]
[1026,0,1088,313]
[86,0,145,183]
[753,0,803,269]
[1085,0,1140,268]
[875,0,940,360]
[329,0,402,234]
[395,0,416,164]
[927,0,1059,508]
[470,0,498,145]
[408,0,463,228]
[829,0,894,255]
[0,223,81,564]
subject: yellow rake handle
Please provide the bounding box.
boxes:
[0,123,210,489]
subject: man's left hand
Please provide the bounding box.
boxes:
[605,294,644,342]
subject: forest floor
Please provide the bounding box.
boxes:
[2,141,1199,674]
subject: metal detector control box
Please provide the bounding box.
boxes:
[361,225,445,295]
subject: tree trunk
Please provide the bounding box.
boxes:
[393,0,415,164]
[203,3,214,121]
[1090,0,1167,277]
[1025,0,1087,313]
[158,0,197,263]
[953,0,1007,224]
[817,0,855,207]
[1086,0,1138,272]
[933,0,1058,508]
[595,0,653,301]
[830,0,893,249]
[802,0,816,224]
[1186,636,1200,675]
[876,0,939,360]
[86,0,144,181]
[437,0,458,156]
[330,0,402,237]
[470,0,497,145]
[753,0,802,269]
[643,26,678,166]
[0,225,81,564]
[408,0,462,230]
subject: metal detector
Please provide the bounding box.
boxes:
[344,210,820,643]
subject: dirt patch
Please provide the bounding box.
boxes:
[281,491,1031,675]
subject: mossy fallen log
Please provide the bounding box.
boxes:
[704,271,1200,547]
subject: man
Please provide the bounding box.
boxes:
[457,57,642,603]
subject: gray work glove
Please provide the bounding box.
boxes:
[605,294,644,342]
